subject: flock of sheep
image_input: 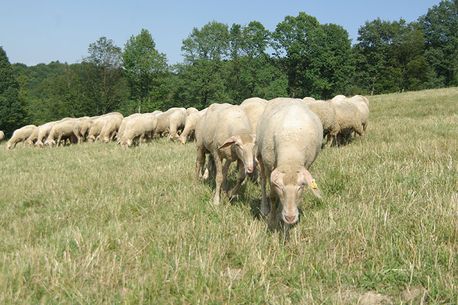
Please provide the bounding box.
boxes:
[2,94,369,228]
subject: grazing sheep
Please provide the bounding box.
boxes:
[256,98,323,228]
[45,119,79,147]
[155,108,187,139]
[0,130,4,142]
[25,127,39,145]
[240,97,268,133]
[7,125,38,150]
[87,112,122,142]
[196,103,256,205]
[119,113,158,147]
[303,99,339,146]
[179,108,207,144]
[117,113,143,143]
[99,113,124,143]
[73,117,92,143]
[330,100,364,146]
[347,95,370,133]
[35,121,57,147]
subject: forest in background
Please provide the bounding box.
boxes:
[0,0,456,135]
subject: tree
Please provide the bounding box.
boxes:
[123,29,168,112]
[83,37,128,114]
[180,22,231,106]
[419,0,458,86]
[0,47,26,135]
[272,12,354,98]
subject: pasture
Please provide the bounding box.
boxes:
[0,88,457,304]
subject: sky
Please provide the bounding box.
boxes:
[0,0,442,66]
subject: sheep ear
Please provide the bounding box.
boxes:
[270,168,284,188]
[299,167,322,199]
[218,135,241,149]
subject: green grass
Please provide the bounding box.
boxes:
[0,87,457,304]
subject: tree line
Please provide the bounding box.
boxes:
[0,0,456,135]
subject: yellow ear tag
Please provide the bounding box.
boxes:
[310,179,318,189]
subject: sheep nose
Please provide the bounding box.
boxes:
[283,215,297,224]
[245,165,254,174]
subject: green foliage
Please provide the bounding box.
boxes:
[419,0,458,86]
[123,29,168,111]
[0,47,25,135]
[272,13,354,99]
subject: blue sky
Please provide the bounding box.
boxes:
[0,0,441,66]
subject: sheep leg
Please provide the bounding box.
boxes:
[268,181,279,230]
[259,158,270,216]
[212,153,224,205]
[222,159,231,192]
[196,146,206,180]
[228,160,246,200]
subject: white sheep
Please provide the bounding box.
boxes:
[0,130,4,142]
[179,108,207,144]
[196,103,256,205]
[240,97,268,133]
[7,125,38,150]
[330,99,364,145]
[155,108,187,140]
[119,113,158,147]
[256,98,323,227]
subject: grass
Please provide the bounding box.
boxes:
[0,87,457,304]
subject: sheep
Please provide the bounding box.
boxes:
[87,112,122,142]
[7,125,38,150]
[346,95,370,132]
[119,113,158,147]
[256,98,323,228]
[117,113,143,143]
[25,127,39,145]
[0,130,4,142]
[45,119,79,147]
[303,99,339,146]
[98,112,124,143]
[35,121,57,147]
[196,103,256,205]
[240,97,268,133]
[155,108,187,139]
[329,99,364,146]
[73,117,92,143]
[179,108,207,144]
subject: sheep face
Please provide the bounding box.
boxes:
[219,134,256,174]
[271,167,321,225]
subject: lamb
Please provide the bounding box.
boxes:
[7,125,38,150]
[240,97,268,133]
[155,108,187,139]
[256,98,323,227]
[0,130,4,142]
[196,103,256,205]
[179,108,207,144]
[119,113,158,147]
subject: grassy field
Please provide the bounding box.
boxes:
[0,88,457,304]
